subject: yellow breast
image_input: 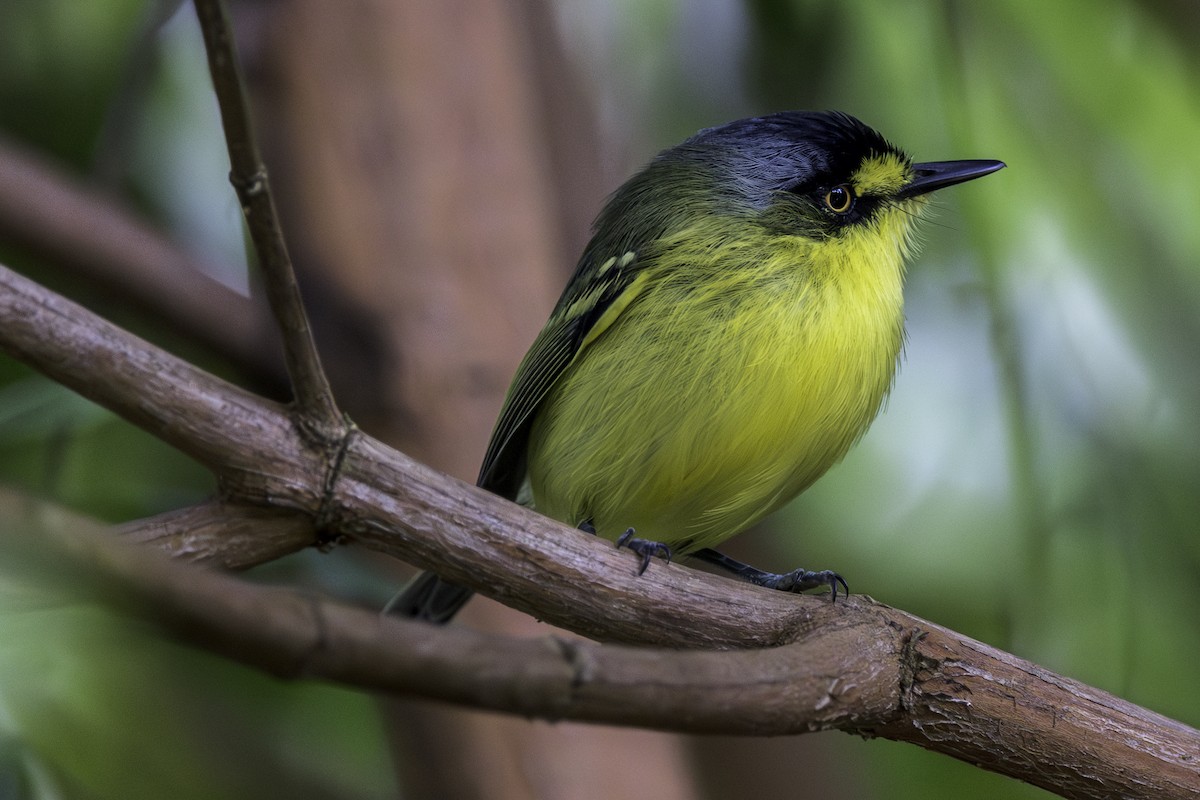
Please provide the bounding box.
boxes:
[527,220,909,552]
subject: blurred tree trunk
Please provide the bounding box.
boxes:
[235,0,699,797]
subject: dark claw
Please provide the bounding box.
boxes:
[578,519,597,535]
[616,528,673,575]
[770,568,848,601]
[786,569,848,602]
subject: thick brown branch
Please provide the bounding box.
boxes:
[876,630,1200,799]
[0,259,799,646]
[9,507,899,734]
[10,493,1200,800]
[192,0,340,435]
[2,259,1198,798]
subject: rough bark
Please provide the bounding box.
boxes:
[2,260,1198,799]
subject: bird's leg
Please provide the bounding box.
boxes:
[615,528,672,575]
[691,548,848,601]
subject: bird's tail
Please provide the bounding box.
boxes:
[384,570,476,624]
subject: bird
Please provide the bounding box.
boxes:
[390,110,1004,623]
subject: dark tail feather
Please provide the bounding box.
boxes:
[384,570,476,624]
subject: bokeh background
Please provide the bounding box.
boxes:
[1,1,1198,798]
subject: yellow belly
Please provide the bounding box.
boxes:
[527,237,906,552]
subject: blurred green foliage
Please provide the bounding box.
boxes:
[1,1,1197,798]
[0,525,394,799]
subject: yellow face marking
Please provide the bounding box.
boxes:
[850,152,911,196]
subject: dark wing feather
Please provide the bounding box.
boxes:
[393,258,643,625]
[475,316,578,497]
[476,255,643,498]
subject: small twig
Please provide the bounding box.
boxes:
[192,0,342,439]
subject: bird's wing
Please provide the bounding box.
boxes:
[477,251,648,498]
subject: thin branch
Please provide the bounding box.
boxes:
[191,0,341,437]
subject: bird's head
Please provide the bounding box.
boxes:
[595,111,1003,253]
[684,111,1003,237]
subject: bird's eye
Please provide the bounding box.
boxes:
[823,185,855,214]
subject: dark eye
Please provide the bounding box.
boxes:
[823,184,855,214]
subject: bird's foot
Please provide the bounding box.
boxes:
[751,568,848,601]
[615,528,672,575]
[691,548,848,602]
